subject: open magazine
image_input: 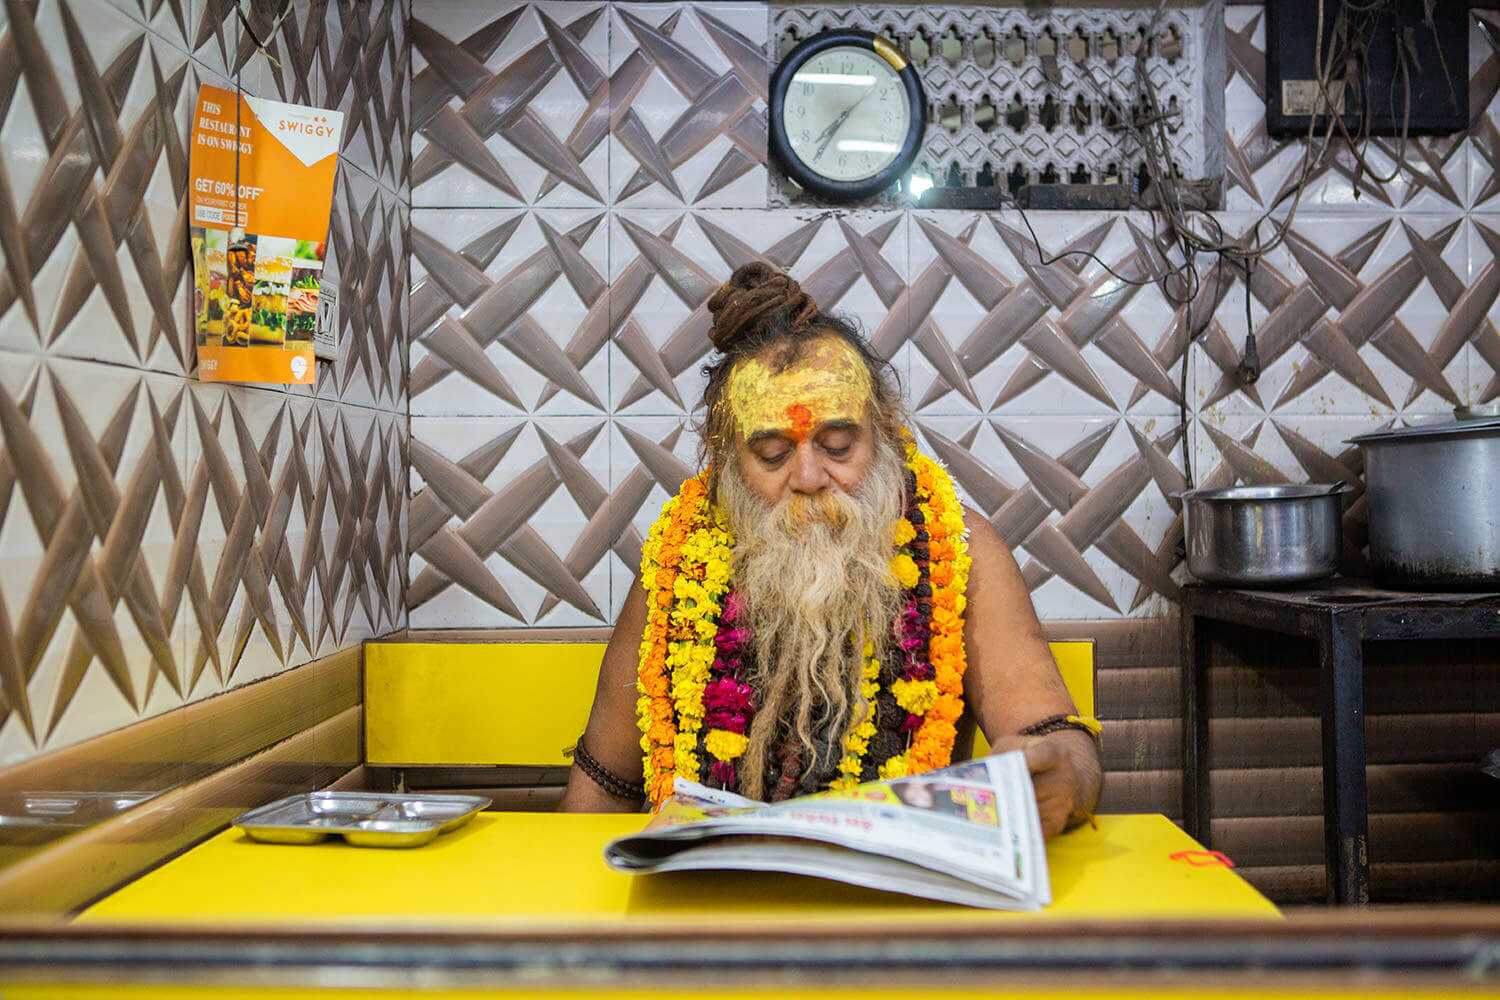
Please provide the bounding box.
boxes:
[603,751,1050,910]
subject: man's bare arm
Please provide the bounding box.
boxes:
[958,506,1102,836]
[559,574,650,812]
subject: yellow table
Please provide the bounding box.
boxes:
[82,813,1278,926]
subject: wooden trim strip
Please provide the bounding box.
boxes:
[391,627,614,643]
[393,619,1176,653]
[0,706,362,915]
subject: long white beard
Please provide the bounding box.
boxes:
[719,436,906,799]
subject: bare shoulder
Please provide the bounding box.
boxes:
[959,504,1025,590]
[960,503,1006,555]
[956,502,1074,734]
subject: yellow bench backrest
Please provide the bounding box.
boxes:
[365,640,1095,768]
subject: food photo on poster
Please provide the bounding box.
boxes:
[188,83,343,384]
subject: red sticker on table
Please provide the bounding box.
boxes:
[1169,849,1236,868]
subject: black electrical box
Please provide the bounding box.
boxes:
[1265,0,1469,137]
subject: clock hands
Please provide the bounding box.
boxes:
[812,84,876,163]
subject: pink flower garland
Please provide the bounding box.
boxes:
[703,589,754,787]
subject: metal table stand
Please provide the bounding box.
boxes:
[1180,581,1500,905]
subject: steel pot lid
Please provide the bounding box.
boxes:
[1178,483,1348,502]
[1347,415,1500,445]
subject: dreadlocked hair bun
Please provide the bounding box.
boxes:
[706,261,818,354]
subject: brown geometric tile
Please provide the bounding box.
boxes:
[409,207,609,416]
[410,2,609,207]
[0,353,187,762]
[1195,214,1473,419]
[607,3,768,208]
[0,2,196,375]
[608,208,908,415]
[408,415,610,627]
[915,415,1182,618]
[909,210,1184,419]
[191,0,409,197]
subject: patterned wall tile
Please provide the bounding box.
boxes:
[914,415,1183,620]
[0,0,196,376]
[608,208,910,417]
[319,0,409,196]
[607,3,768,209]
[100,0,193,52]
[406,2,1500,630]
[306,166,409,411]
[908,211,1186,419]
[314,402,407,642]
[180,383,318,690]
[409,207,609,417]
[0,354,187,764]
[181,385,406,690]
[1195,213,1473,422]
[609,413,702,619]
[408,415,610,628]
[192,0,410,198]
[410,2,610,208]
[1468,217,1500,404]
[0,0,409,769]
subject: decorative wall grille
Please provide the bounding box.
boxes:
[770,2,1226,204]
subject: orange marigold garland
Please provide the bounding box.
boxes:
[899,446,971,775]
[635,475,706,804]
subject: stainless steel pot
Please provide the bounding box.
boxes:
[1348,414,1500,589]
[1180,484,1347,586]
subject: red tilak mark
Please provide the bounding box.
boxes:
[786,403,814,442]
[1169,850,1235,868]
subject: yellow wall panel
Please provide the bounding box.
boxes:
[365,643,605,766]
[367,640,1092,768]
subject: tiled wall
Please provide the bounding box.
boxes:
[408,2,1500,632]
[0,0,410,767]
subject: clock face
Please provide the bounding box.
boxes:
[780,45,910,183]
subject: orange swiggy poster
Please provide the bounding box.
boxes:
[189,85,343,384]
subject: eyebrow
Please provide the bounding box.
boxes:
[746,419,860,446]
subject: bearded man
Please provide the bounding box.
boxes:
[560,263,1101,837]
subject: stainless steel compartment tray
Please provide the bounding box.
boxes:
[232,792,490,848]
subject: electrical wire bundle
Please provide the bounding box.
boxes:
[1005,0,1440,488]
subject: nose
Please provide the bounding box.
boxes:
[786,440,832,494]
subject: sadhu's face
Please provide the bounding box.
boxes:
[728,335,878,506]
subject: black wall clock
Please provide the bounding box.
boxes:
[769,29,926,202]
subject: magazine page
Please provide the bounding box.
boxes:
[603,751,1050,909]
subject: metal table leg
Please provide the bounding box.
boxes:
[1318,613,1370,905]
[1181,610,1213,846]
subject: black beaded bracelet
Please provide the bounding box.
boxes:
[1019,713,1102,742]
[570,737,646,801]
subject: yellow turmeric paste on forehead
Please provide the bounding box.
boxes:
[726,336,873,441]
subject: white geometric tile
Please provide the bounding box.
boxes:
[410,207,609,417]
[909,211,1185,419]
[1196,213,1470,421]
[607,3,769,209]
[608,413,703,620]
[0,354,188,762]
[409,415,611,628]
[411,2,611,208]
